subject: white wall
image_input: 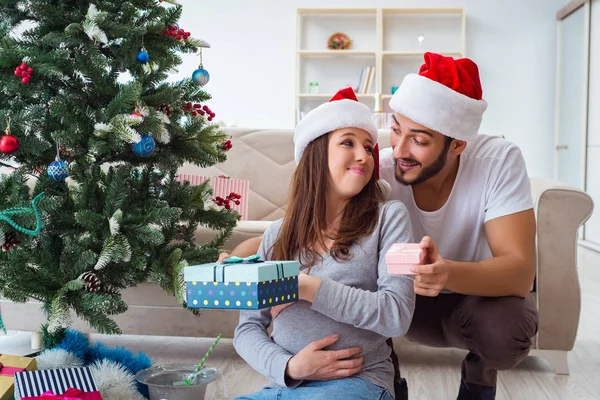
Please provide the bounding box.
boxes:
[176,0,565,178]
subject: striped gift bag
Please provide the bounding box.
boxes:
[14,367,101,399]
[176,174,249,220]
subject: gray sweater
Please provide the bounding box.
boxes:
[233,200,415,397]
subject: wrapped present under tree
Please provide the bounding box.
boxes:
[0,354,37,400]
[14,367,101,400]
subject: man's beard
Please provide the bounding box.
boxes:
[394,141,451,186]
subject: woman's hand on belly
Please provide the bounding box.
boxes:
[285,334,364,381]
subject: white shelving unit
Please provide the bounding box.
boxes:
[295,7,466,125]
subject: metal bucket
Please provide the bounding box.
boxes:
[135,363,219,400]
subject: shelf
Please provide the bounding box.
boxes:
[298,50,377,57]
[298,93,376,100]
[298,8,377,15]
[296,7,465,124]
[382,51,463,57]
[382,8,463,15]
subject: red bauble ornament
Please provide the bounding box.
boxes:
[0,132,19,154]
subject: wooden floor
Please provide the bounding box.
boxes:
[2,246,600,399]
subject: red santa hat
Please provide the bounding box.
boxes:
[294,87,379,172]
[389,52,487,142]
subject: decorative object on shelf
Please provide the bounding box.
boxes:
[372,94,387,130]
[357,66,376,94]
[136,47,149,63]
[327,32,351,50]
[0,118,19,154]
[391,86,399,95]
[308,82,319,94]
[131,134,155,157]
[192,42,211,86]
[417,33,425,48]
[14,62,33,84]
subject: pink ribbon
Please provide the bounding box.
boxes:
[24,388,102,400]
[0,361,26,377]
[40,388,84,399]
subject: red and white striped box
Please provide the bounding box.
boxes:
[176,173,249,220]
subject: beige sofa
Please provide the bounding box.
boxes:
[1,128,593,375]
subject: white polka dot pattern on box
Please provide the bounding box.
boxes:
[185,276,299,310]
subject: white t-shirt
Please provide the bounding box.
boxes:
[379,134,534,264]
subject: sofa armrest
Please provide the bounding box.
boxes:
[530,178,594,350]
[194,220,273,252]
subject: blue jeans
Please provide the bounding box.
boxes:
[234,377,394,400]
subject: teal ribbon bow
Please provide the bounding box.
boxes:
[222,254,262,264]
[0,192,45,236]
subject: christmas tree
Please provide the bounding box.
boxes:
[0,0,238,343]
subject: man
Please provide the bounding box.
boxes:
[221,52,539,400]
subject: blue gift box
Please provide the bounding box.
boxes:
[184,258,300,310]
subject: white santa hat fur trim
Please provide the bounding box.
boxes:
[389,73,487,142]
[294,88,378,163]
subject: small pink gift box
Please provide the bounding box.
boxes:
[385,243,424,275]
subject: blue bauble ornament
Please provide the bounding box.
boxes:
[192,67,210,86]
[48,160,69,182]
[137,49,149,64]
[132,135,155,157]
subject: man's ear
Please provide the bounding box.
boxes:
[451,140,467,155]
